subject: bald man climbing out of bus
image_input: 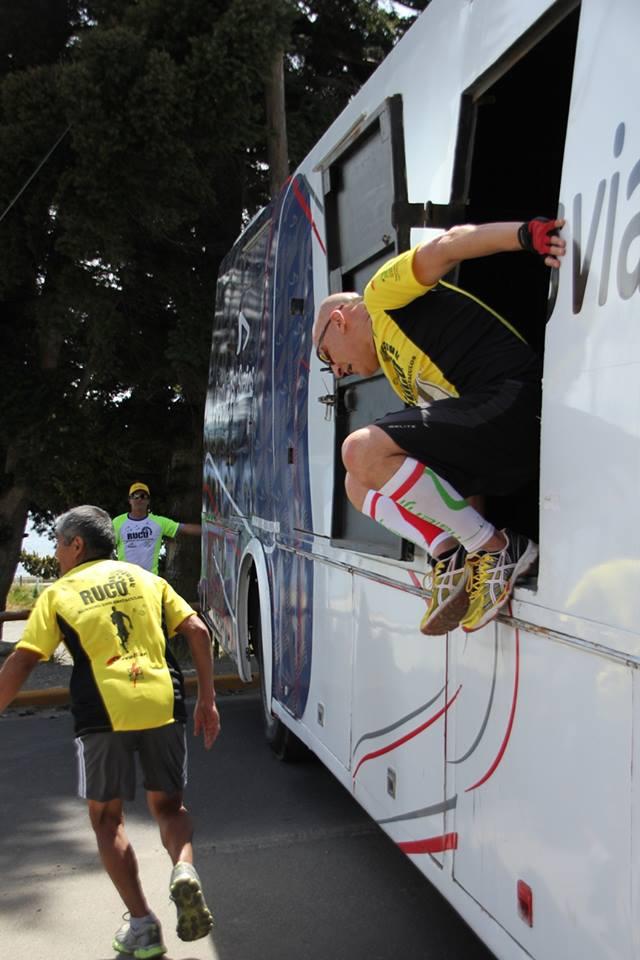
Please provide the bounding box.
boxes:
[313,217,566,635]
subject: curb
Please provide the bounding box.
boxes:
[9,672,260,709]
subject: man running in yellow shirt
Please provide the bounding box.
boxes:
[0,505,219,958]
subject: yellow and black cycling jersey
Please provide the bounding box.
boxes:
[365,247,540,406]
[18,559,194,735]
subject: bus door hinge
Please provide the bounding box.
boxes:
[392,200,469,231]
[318,392,336,421]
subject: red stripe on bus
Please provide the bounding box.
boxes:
[291,178,326,255]
[465,619,520,792]
[399,832,458,854]
[353,685,461,778]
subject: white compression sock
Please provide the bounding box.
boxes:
[379,457,495,554]
[362,490,451,555]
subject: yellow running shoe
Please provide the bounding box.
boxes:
[420,546,469,635]
[460,530,538,633]
[170,861,214,942]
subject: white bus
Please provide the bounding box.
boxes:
[200,1,640,957]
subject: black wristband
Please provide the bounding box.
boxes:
[518,217,553,255]
[517,221,534,252]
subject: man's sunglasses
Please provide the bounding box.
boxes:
[316,304,347,369]
[130,493,149,500]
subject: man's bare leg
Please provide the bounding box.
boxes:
[342,425,505,553]
[147,791,213,943]
[88,799,151,917]
[147,790,193,865]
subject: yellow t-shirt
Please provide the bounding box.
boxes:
[364,247,538,406]
[18,559,194,735]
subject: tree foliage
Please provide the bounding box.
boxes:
[18,551,60,580]
[0,0,419,602]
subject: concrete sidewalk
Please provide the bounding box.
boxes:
[0,617,28,647]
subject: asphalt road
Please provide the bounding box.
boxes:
[1,690,496,960]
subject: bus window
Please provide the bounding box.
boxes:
[322,96,414,560]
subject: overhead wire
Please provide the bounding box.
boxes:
[0,124,71,225]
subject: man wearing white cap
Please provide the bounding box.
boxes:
[112,482,201,575]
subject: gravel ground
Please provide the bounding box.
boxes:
[0,624,72,689]
[0,641,73,718]
[17,645,74,690]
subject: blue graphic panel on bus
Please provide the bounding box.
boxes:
[257,177,314,717]
[202,207,273,654]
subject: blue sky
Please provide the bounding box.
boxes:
[22,521,55,555]
[15,517,55,577]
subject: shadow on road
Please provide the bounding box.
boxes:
[2,690,495,960]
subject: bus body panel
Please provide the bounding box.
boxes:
[302,563,354,769]
[202,1,640,956]
[351,574,449,864]
[538,0,640,644]
[451,625,633,957]
[266,178,316,717]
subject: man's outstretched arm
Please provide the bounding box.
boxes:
[177,523,201,537]
[0,648,42,712]
[413,218,566,287]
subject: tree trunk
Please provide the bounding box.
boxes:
[0,265,61,627]
[265,46,289,198]
[164,444,203,605]
[0,483,29,634]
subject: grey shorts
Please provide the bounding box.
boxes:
[75,723,187,802]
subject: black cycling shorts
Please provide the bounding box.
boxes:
[375,379,541,497]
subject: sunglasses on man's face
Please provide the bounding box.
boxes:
[316,304,348,370]
[315,316,333,368]
[130,493,149,500]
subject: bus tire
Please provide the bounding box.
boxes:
[259,664,307,761]
[250,576,308,762]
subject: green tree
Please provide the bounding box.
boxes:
[0,0,81,76]
[0,0,416,607]
[284,0,410,161]
[18,550,60,579]
[1,0,82,609]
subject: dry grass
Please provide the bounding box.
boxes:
[6,583,47,610]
